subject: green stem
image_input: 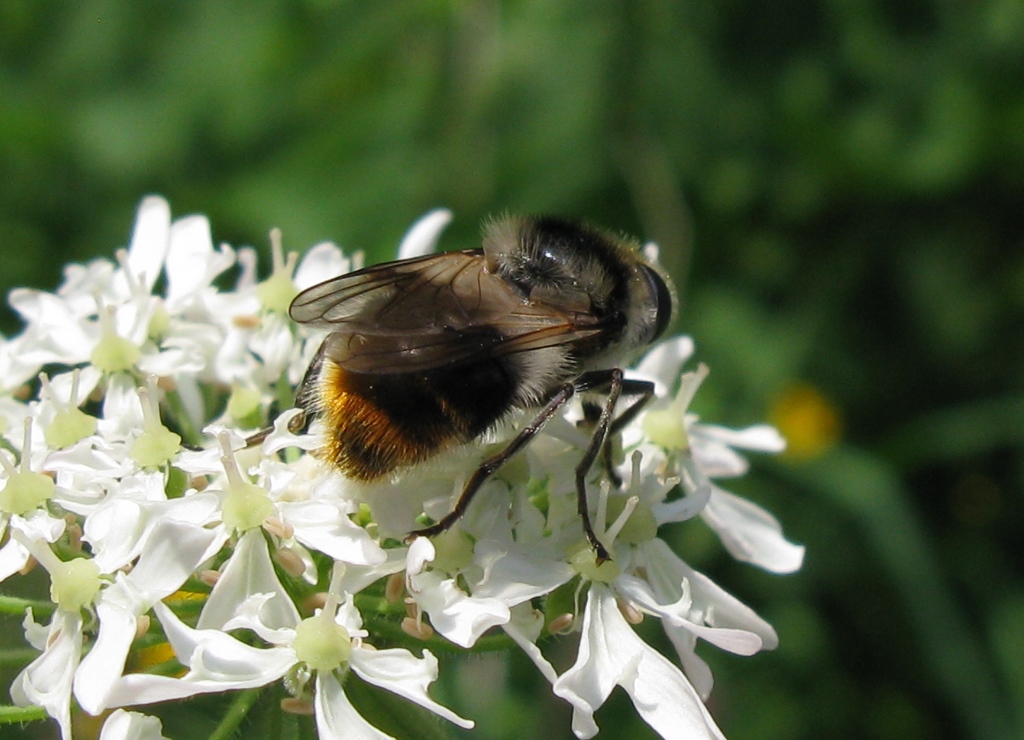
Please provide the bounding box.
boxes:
[208,687,262,740]
[0,647,42,668]
[0,595,53,617]
[0,704,48,725]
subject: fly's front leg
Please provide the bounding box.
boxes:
[581,377,656,488]
[572,368,626,563]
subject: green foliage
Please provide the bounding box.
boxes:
[2,1,1022,738]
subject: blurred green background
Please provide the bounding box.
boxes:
[2,1,1022,738]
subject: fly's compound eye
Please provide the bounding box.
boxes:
[640,264,674,342]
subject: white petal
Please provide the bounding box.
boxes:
[125,196,171,293]
[396,209,453,259]
[408,570,510,648]
[351,647,474,729]
[99,709,170,740]
[260,408,322,454]
[74,596,138,714]
[75,521,226,714]
[280,499,388,566]
[98,372,145,437]
[101,601,294,707]
[137,342,207,376]
[0,539,29,584]
[634,336,696,396]
[697,423,786,453]
[690,439,752,478]
[164,214,234,308]
[653,454,713,524]
[11,610,82,740]
[333,548,408,596]
[552,585,725,740]
[198,529,300,631]
[642,539,780,650]
[333,595,366,634]
[20,608,50,651]
[406,536,435,575]
[615,573,764,655]
[314,670,392,740]
[663,627,716,701]
[222,593,298,645]
[124,519,225,603]
[0,512,65,581]
[501,604,558,684]
[294,242,350,291]
[468,541,574,605]
[85,492,222,573]
[702,487,805,574]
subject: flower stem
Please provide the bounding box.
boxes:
[0,704,49,725]
[208,688,263,740]
[0,595,55,617]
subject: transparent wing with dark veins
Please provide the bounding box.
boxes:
[289,250,603,374]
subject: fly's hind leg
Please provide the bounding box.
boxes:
[410,370,654,565]
[407,381,577,542]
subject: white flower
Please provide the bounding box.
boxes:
[404,522,574,648]
[100,567,474,740]
[0,197,802,740]
[553,583,726,740]
[9,609,83,740]
[99,709,171,740]
[635,336,805,573]
[8,519,221,733]
[396,208,453,259]
[197,527,301,631]
[172,424,386,597]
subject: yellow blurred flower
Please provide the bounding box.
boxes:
[769,383,842,459]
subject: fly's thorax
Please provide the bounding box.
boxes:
[483,215,676,375]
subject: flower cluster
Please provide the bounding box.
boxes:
[0,197,803,739]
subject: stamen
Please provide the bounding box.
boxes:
[675,363,710,417]
[218,431,274,532]
[281,698,315,716]
[385,572,406,603]
[617,597,644,625]
[115,248,143,295]
[627,450,643,494]
[130,379,181,467]
[199,570,220,587]
[264,517,294,540]
[0,449,16,477]
[90,295,141,372]
[401,615,434,640]
[0,420,55,516]
[604,495,639,544]
[218,431,248,491]
[274,547,305,579]
[324,562,347,615]
[256,228,300,313]
[20,418,33,474]
[42,370,97,449]
[547,612,575,635]
[69,369,82,407]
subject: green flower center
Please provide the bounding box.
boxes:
[292,614,352,672]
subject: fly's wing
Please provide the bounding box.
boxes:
[289,250,603,374]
